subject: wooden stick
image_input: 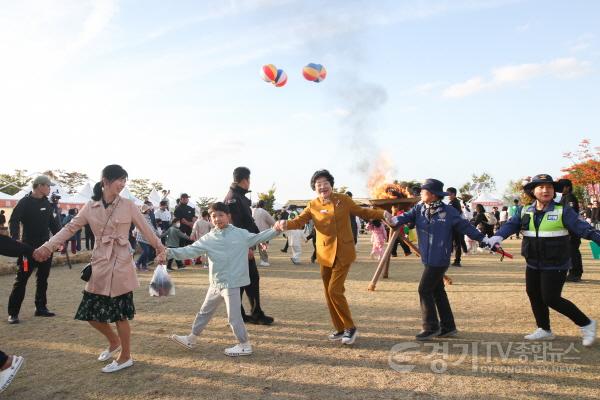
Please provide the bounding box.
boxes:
[368,229,400,291]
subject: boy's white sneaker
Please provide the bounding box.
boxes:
[0,355,24,394]
[524,328,555,341]
[224,343,253,357]
[169,334,196,350]
[259,261,270,267]
[581,319,596,347]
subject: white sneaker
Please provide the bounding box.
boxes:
[98,345,121,361]
[581,319,596,347]
[259,261,270,267]
[169,334,196,350]
[524,328,555,341]
[224,342,253,357]
[0,355,24,394]
[101,358,133,373]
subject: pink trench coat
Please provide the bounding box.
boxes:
[42,197,162,297]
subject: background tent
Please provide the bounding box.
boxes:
[148,188,162,208]
[120,187,144,206]
[470,192,503,207]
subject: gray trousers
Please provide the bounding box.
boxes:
[192,286,248,343]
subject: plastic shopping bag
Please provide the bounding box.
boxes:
[149,265,175,297]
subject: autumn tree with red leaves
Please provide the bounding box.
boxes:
[562,139,600,200]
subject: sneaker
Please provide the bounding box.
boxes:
[169,334,196,350]
[0,355,24,394]
[437,328,458,338]
[259,261,270,267]
[7,316,19,325]
[524,328,555,341]
[224,342,253,357]
[290,258,301,265]
[341,327,358,345]
[328,331,344,341]
[415,329,441,341]
[451,261,462,267]
[34,309,56,317]
[581,319,596,347]
[101,358,133,373]
[280,249,287,253]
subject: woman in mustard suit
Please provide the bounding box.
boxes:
[282,170,392,345]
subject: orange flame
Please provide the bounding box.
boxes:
[367,153,412,199]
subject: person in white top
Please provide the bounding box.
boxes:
[191,210,213,268]
[252,200,276,266]
[499,206,509,226]
[154,201,172,232]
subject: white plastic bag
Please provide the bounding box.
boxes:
[149,264,175,297]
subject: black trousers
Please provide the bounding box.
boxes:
[8,256,53,316]
[85,232,95,250]
[525,267,590,331]
[568,237,583,278]
[281,238,289,252]
[452,232,467,262]
[418,266,455,331]
[391,236,411,256]
[166,246,183,268]
[0,350,7,366]
[240,257,264,317]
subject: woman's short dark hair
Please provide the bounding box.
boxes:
[310,169,334,191]
[233,167,251,183]
[209,202,230,214]
[92,164,128,201]
[475,204,485,213]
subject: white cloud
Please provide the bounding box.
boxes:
[569,33,594,53]
[442,57,592,98]
[71,0,119,51]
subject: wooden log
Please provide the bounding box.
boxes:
[368,229,400,291]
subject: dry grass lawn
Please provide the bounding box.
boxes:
[1,235,599,400]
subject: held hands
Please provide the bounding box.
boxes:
[155,245,167,264]
[273,220,287,232]
[32,246,52,262]
[482,235,503,249]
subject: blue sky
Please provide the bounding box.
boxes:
[1,0,598,203]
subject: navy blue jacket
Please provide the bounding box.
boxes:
[495,201,600,270]
[393,203,485,267]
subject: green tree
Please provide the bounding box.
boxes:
[129,178,153,199]
[196,197,217,211]
[332,186,348,194]
[459,172,497,202]
[0,169,32,195]
[257,184,276,214]
[53,170,89,193]
[502,179,523,204]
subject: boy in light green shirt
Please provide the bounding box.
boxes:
[168,202,280,356]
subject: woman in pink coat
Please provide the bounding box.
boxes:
[33,165,166,373]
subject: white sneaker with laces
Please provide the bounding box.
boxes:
[98,345,122,361]
[524,328,555,341]
[259,261,270,267]
[101,358,133,373]
[581,319,596,347]
[169,334,196,350]
[0,355,24,394]
[224,342,253,357]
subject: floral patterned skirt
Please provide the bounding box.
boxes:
[75,291,135,323]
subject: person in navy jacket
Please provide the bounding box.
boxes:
[485,174,600,347]
[392,179,486,340]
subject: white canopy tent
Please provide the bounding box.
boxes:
[148,188,162,208]
[79,183,94,200]
[470,192,504,208]
[0,191,14,200]
[120,187,144,206]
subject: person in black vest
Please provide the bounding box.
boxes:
[346,191,358,244]
[174,193,196,249]
[558,179,584,282]
[7,175,60,324]
[224,167,273,325]
[447,188,468,266]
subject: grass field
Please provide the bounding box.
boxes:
[1,236,599,400]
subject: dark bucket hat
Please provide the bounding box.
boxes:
[421,178,448,198]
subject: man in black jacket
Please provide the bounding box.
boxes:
[224,167,274,325]
[7,175,60,324]
[447,187,467,267]
[558,179,584,282]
